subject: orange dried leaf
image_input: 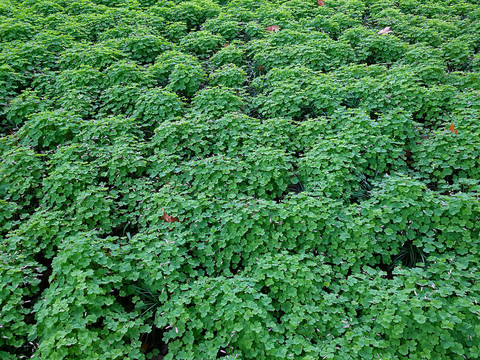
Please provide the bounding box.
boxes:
[266,25,280,32]
[317,0,324,5]
[448,122,458,134]
[224,43,228,47]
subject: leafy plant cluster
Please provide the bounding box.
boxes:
[1,0,479,359]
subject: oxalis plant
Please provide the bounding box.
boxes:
[1,0,480,359]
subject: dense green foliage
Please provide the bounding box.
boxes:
[1,0,479,359]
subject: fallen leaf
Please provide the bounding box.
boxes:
[378,27,392,35]
[162,207,179,223]
[224,43,228,47]
[448,122,458,135]
[266,25,280,32]
[317,0,324,5]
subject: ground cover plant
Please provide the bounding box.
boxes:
[1,0,479,359]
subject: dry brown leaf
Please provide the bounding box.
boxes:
[266,25,280,32]
[162,207,179,223]
[378,27,392,35]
